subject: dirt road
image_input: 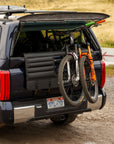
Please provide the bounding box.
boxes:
[0,77,113,144]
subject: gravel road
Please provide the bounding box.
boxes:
[0,77,113,144]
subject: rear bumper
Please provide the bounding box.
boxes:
[14,94,103,124]
[0,89,106,125]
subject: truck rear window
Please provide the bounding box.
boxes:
[12,29,87,57]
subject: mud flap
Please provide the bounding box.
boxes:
[24,52,63,90]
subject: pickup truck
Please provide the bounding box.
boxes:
[0,6,109,126]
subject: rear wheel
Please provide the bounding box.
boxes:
[58,55,84,106]
[79,56,98,103]
[50,114,77,125]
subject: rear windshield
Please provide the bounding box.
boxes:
[11,25,99,57]
[11,28,89,57]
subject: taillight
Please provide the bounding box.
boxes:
[0,71,10,101]
[100,61,106,88]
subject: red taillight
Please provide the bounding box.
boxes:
[0,71,10,101]
[100,61,106,88]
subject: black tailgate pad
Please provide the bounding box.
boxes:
[24,52,64,90]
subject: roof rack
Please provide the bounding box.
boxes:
[0,5,26,13]
[0,6,26,18]
[25,10,77,14]
[0,5,77,19]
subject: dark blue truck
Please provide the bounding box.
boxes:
[0,6,108,126]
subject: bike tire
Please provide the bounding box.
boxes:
[79,56,98,103]
[58,55,84,106]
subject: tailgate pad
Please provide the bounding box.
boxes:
[24,52,64,90]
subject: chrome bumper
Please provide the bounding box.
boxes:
[87,94,102,110]
[14,105,35,124]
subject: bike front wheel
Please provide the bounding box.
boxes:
[79,56,98,103]
[58,55,84,106]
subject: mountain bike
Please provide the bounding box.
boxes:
[58,41,98,106]
[58,20,106,106]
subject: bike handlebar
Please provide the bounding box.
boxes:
[85,19,105,27]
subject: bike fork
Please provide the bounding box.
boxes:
[87,43,96,82]
[68,44,80,82]
[66,61,71,82]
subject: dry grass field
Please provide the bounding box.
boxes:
[106,65,114,77]
[0,0,114,47]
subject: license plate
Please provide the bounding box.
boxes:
[47,96,65,109]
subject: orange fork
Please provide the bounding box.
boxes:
[87,43,96,81]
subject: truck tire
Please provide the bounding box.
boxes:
[50,114,77,125]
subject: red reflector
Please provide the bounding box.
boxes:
[0,71,10,101]
[100,61,106,88]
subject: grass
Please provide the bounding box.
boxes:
[0,0,114,48]
[92,21,114,48]
[102,0,114,3]
[106,65,114,77]
[102,41,114,48]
